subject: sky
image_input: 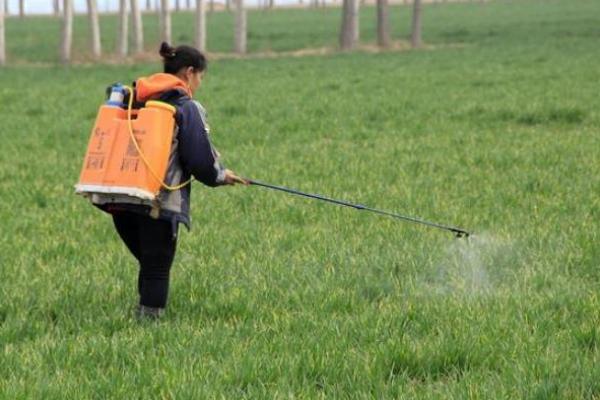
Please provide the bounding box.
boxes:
[5,0,301,14]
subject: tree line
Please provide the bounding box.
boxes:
[0,0,428,66]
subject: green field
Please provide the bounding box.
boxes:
[1,0,600,397]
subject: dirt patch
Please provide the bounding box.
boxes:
[7,41,467,67]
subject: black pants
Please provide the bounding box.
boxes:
[112,212,178,309]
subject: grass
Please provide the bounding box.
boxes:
[1,0,600,397]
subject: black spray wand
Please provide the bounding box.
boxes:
[246,179,471,238]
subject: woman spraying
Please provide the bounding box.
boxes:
[99,42,245,319]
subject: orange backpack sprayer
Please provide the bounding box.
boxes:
[75,84,190,203]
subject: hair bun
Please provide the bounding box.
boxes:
[159,42,176,59]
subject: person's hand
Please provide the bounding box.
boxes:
[223,169,248,185]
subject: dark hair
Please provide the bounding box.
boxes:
[159,42,207,74]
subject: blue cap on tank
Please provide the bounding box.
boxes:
[106,84,127,107]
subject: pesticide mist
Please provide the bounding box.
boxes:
[428,233,517,296]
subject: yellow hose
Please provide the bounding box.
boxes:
[124,85,192,192]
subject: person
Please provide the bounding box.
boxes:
[103,42,246,319]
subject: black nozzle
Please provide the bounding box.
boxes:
[454,230,471,239]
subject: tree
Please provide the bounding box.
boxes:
[87,0,101,59]
[146,0,152,10]
[411,0,421,48]
[339,0,359,50]
[175,0,180,11]
[117,0,128,58]
[19,0,24,18]
[54,0,61,16]
[0,0,5,66]
[131,0,144,54]
[195,0,206,51]
[60,0,73,63]
[233,0,246,54]
[160,0,171,44]
[376,0,390,48]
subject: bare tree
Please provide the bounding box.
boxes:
[226,0,230,12]
[117,0,128,58]
[195,0,206,51]
[234,0,246,54]
[411,0,421,48]
[131,0,144,54]
[175,0,180,11]
[268,0,274,9]
[187,0,191,9]
[209,0,214,12]
[160,0,171,44]
[60,0,73,63]
[376,0,390,48]
[146,0,152,10]
[19,0,24,18]
[4,0,8,16]
[0,0,5,66]
[86,0,101,59]
[54,0,61,16]
[339,0,359,50]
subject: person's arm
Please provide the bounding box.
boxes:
[177,101,228,187]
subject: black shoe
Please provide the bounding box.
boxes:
[135,304,164,320]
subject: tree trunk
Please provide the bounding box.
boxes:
[87,0,101,59]
[175,0,180,11]
[339,0,348,47]
[339,0,358,50]
[118,0,128,58]
[60,0,73,63]
[233,0,246,54]
[353,0,359,43]
[195,0,205,51]
[268,0,274,9]
[19,0,24,18]
[226,0,230,12]
[0,0,5,66]
[160,0,171,44]
[4,0,8,16]
[411,0,421,48]
[209,0,214,12]
[54,0,61,16]
[131,0,144,54]
[186,0,191,9]
[146,0,152,10]
[376,0,390,48]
